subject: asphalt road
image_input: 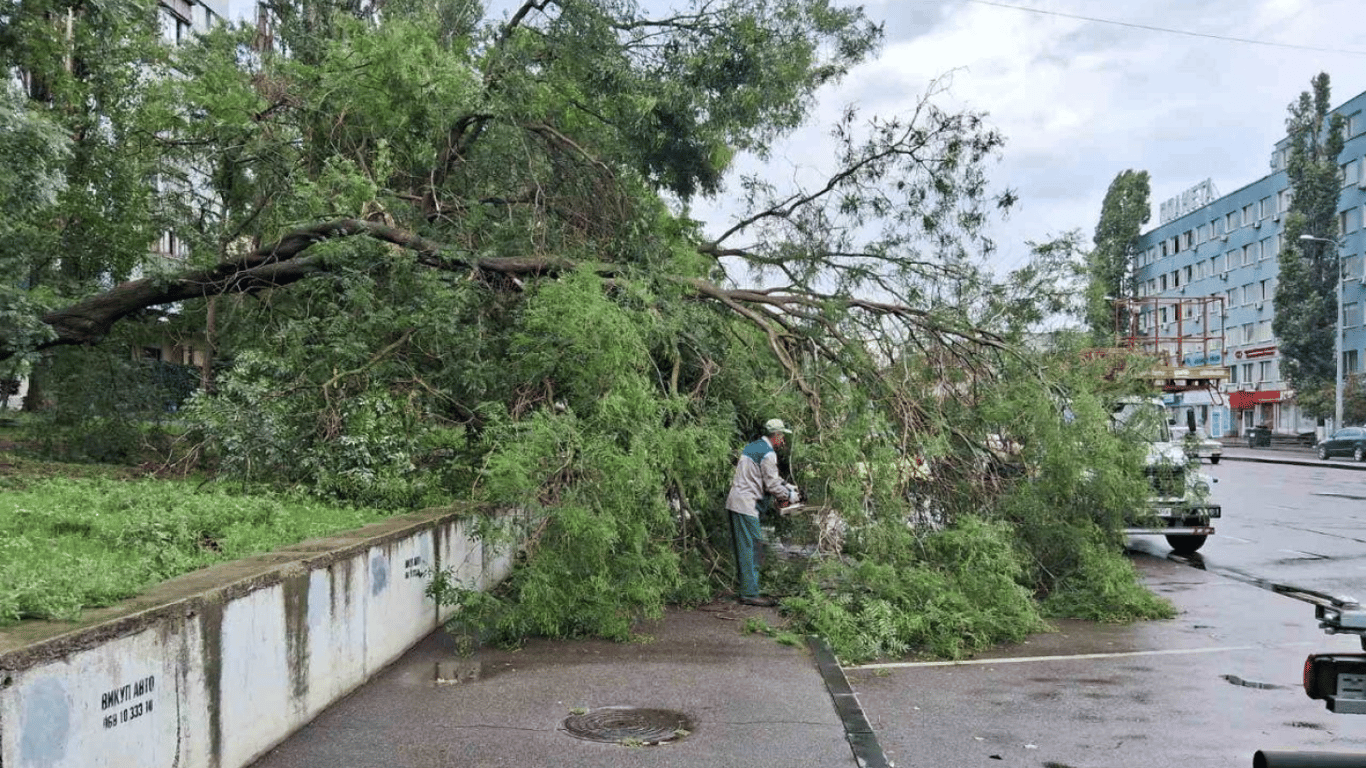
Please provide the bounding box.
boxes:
[1129,458,1366,600]
[851,459,1366,768]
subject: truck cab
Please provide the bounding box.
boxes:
[1111,396,1221,554]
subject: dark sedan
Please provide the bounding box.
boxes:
[1318,427,1366,461]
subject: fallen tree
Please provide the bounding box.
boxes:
[1,0,1167,661]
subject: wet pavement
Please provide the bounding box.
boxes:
[850,554,1366,768]
[249,457,1366,768]
[249,602,859,768]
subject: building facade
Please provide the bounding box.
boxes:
[1134,90,1366,438]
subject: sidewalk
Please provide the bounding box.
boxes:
[1219,441,1366,470]
[248,602,872,768]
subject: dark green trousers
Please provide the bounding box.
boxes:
[728,510,763,598]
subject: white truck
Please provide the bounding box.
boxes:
[1112,396,1220,554]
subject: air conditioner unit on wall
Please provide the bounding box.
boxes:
[1253,221,1262,229]
[1220,234,1230,242]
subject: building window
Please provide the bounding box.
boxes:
[1271,233,1282,258]
[1184,265,1193,283]
[1230,364,1239,384]
[160,7,190,44]
[1345,301,1362,327]
[1227,212,1239,231]
[1243,322,1254,341]
[1227,325,1241,346]
[1260,196,1274,219]
[1346,349,1361,375]
[1345,254,1363,281]
[1344,159,1361,188]
[1181,231,1192,250]
[1341,206,1363,233]
[1242,362,1254,383]
[1279,188,1293,213]
[1242,283,1255,304]
[1211,218,1223,236]
[1260,279,1272,301]
[1242,204,1255,225]
[1196,224,1208,244]
[1211,254,1222,273]
[1256,320,1272,341]
[1172,270,1180,288]
[1244,244,1256,266]
[1350,112,1364,138]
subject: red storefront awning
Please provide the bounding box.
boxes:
[1228,390,1282,409]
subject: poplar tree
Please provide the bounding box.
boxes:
[1274,72,1346,408]
[1085,169,1150,341]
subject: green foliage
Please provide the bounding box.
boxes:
[1084,169,1150,339]
[1275,73,1347,397]
[22,344,198,463]
[0,477,385,624]
[1041,542,1175,622]
[783,518,1048,662]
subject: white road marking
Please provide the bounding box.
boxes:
[847,643,1317,670]
[1219,535,1253,543]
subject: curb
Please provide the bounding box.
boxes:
[807,636,890,768]
[1221,454,1366,471]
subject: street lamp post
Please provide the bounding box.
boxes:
[1299,234,1345,431]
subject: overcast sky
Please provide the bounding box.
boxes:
[686,0,1366,281]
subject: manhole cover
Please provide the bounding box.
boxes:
[561,707,693,745]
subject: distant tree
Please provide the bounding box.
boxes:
[1084,170,1150,341]
[1274,72,1346,412]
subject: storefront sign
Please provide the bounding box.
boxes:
[1228,389,1282,409]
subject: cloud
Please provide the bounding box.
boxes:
[696,0,1366,279]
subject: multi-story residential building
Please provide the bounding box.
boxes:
[2,0,226,410]
[1133,90,1366,438]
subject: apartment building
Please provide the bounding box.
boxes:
[1133,90,1366,438]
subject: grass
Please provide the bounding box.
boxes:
[0,463,390,625]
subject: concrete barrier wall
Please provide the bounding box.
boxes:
[0,503,523,768]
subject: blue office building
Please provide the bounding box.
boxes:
[1134,90,1366,438]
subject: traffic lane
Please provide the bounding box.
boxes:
[1131,460,1366,599]
[849,555,1366,768]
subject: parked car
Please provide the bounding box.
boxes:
[1317,427,1366,461]
[1181,428,1222,464]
